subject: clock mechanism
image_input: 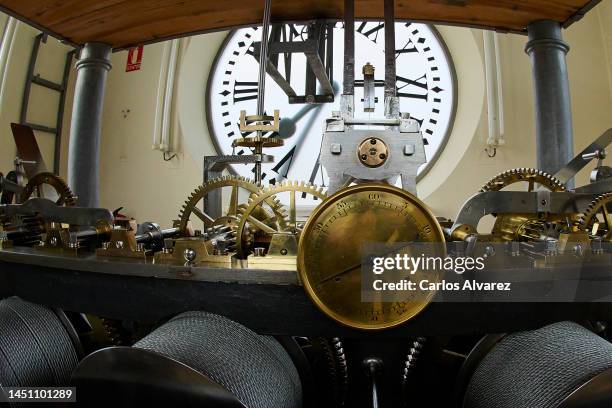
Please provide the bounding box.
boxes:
[206,21,456,198]
[4,2,612,408]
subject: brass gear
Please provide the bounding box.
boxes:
[480,168,567,242]
[178,176,261,235]
[480,167,566,193]
[232,136,284,148]
[578,192,612,240]
[235,181,327,258]
[20,172,76,206]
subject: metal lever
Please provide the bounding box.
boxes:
[0,198,113,225]
[554,128,612,185]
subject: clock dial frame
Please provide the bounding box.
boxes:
[206,22,457,198]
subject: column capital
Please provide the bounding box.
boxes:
[525,20,570,55]
[76,42,113,72]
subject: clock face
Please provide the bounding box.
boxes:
[207,22,456,203]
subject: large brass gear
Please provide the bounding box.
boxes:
[20,172,76,206]
[480,168,567,242]
[1,173,75,246]
[479,167,566,193]
[234,181,327,258]
[578,192,612,241]
[177,176,261,235]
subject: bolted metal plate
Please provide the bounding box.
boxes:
[320,129,425,194]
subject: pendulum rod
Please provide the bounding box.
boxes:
[257,0,272,118]
[254,0,273,185]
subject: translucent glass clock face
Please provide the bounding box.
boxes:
[207,22,455,203]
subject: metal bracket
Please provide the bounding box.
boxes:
[239,110,280,132]
[450,191,596,237]
[320,128,425,194]
[252,21,335,104]
[325,113,420,134]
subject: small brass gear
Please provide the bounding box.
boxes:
[232,136,284,148]
[235,181,327,258]
[178,176,261,235]
[480,168,567,242]
[578,192,612,240]
[20,172,76,206]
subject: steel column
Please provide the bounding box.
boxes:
[525,20,574,182]
[67,42,112,207]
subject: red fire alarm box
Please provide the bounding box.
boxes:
[126,45,144,72]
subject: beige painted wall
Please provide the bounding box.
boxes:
[94,40,207,224]
[0,17,73,178]
[1,2,612,229]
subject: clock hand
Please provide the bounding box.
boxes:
[273,106,326,181]
[273,82,341,181]
[317,261,363,285]
[278,104,318,139]
[277,79,340,139]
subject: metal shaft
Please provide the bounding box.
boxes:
[135,227,179,243]
[384,0,396,99]
[343,0,355,96]
[525,20,574,183]
[255,0,272,185]
[67,42,112,207]
[257,0,272,117]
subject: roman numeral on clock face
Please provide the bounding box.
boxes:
[233,81,258,103]
[357,22,384,43]
[396,39,418,57]
[397,74,428,100]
